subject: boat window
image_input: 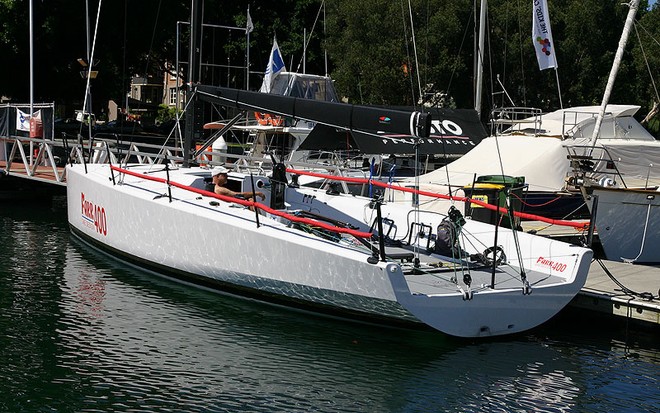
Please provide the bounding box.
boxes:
[225,178,243,193]
[269,74,338,102]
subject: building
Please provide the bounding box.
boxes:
[129,75,162,105]
[123,62,184,125]
[162,63,185,110]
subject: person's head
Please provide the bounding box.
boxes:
[210,166,229,184]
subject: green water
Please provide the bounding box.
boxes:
[0,197,658,412]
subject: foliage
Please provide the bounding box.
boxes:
[156,104,179,124]
[326,0,475,106]
[0,0,658,129]
[632,2,660,129]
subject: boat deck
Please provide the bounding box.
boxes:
[387,246,567,296]
[569,259,660,326]
[403,265,564,296]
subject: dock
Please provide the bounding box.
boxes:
[570,259,660,326]
[0,160,66,185]
[519,221,659,328]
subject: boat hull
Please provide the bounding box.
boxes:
[66,164,592,337]
[591,187,660,264]
[67,165,413,320]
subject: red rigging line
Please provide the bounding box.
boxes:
[108,165,588,232]
[286,168,590,230]
[109,166,373,239]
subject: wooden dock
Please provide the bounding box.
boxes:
[0,160,66,185]
[570,259,660,327]
[521,219,591,244]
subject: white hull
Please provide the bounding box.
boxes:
[67,163,592,337]
[286,183,593,333]
[591,187,660,264]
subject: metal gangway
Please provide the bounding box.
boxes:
[0,102,374,193]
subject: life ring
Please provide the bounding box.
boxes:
[254,112,283,126]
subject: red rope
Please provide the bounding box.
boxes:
[286,168,589,230]
[110,166,373,239]
[509,191,563,208]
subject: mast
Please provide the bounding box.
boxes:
[246,5,252,90]
[29,0,34,165]
[29,0,34,117]
[474,0,487,118]
[183,0,203,167]
[590,0,640,144]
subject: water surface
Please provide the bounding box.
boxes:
[0,197,657,412]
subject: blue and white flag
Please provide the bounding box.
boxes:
[532,0,558,70]
[259,37,286,93]
[16,109,31,132]
[16,109,42,133]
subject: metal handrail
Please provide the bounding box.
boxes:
[565,144,660,189]
[490,107,543,136]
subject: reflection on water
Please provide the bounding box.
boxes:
[0,197,658,412]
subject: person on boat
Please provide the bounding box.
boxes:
[210,166,265,202]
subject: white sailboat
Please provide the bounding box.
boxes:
[65,0,593,338]
[66,158,592,338]
[67,81,593,338]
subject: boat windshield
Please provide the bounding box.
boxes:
[269,73,338,102]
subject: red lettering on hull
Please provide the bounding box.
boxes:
[535,256,567,272]
[81,192,108,236]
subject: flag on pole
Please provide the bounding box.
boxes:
[16,109,41,133]
[259,37,286,93]
[16,109,31,132]
[532,0,558,70]
[246,8,254,34]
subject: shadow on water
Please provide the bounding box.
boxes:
[0,197,658,412]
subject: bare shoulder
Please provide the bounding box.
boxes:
[215,185,235,197]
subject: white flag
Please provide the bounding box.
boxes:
[16,109,31,132]
[259,37,286,93]
[532,0,558,70]
[246,8,254,34]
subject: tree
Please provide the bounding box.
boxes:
[0,0,658,130]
